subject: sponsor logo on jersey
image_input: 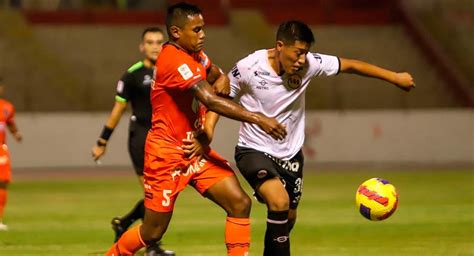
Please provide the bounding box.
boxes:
[286,74,302,89]
[178,64,193,80]
[231,66,241,78]
[199,53,209,67]
[254,70,270,76]
[116,80,124,93]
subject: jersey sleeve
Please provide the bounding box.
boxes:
[115,72,133,103]
[228,59,251,99]
[309,53,340,77]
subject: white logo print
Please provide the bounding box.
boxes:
[116,80,124,93]
[178,64,193,80]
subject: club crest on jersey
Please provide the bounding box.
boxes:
[286,74,302,89]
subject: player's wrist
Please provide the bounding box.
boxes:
[97,139,107,147]
[100,125,114,141]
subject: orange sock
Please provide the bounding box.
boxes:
[0,188,7,221]
[106,225,145,256]
[225,217,250,256]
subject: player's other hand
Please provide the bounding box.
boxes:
[91,144,106,162]
[13,132,22,143]
[213,74,231,96]
[393,72,415,92]
[182,132,210,160]
[257,114,287,140]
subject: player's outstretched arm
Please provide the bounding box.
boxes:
[91,101,127,162]
[339,58,415,92]
[191,80,287,140]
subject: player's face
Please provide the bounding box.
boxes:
[140,32,165,62]
[178,14,205,52]
[278,40,311,75]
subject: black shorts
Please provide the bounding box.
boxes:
[128,120,150,176]
[235,146,304,209]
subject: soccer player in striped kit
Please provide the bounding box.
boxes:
[229,20,415,255]
[0,78,23,231]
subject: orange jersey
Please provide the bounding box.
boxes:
[146,43,211,158]
[0,99,15,145]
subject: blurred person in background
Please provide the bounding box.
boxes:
[0,77,23,231]
[229,20,415,256]
[106,2,288,255]
[91,27,175,256]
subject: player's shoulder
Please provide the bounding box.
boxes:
[234,49,267,74]
[0,99,13,110]
[126,61,145,74]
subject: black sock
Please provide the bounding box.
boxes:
[264,210,290,256]
[120,199,145,229]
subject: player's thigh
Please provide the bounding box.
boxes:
[234,146,281,190]
[143,153,187,213]
[0,145,11,184]
[194,150,250,216]
[128,122,149,175]
[276,150,304,210]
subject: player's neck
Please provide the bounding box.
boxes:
[143,58,155,68]
[267,49,284,76]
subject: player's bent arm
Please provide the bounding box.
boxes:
[7,121,22,142]
[191,80,287,140]
[207,64,230,96]
[203,111,220,142]
[339,58,415,91]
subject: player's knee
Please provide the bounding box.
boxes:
[228,193,251,217]
[266,195,290,211]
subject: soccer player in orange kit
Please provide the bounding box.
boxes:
[0,78,23,231]
[106,2,287,256]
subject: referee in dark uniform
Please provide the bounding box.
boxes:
[92,27,174,256]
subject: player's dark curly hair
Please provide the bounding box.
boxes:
[276,20,315,45]
[166,2,202,36]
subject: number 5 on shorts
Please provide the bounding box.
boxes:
[162,189,172,207]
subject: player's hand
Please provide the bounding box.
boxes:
[213,74,231,96]
[256,114,287,140]
[393,72,415,92]
[13,132,22,143]
[182,133,210,160]
[91,144,106,162]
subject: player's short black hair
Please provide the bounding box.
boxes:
[276,20,315,45]
[166,2,202,35]
[141,27,164,39]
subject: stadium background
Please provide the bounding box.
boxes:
[0,0,472,255]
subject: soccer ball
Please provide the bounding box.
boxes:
[355,178,398,221]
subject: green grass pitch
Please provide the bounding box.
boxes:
[0,168,472,255]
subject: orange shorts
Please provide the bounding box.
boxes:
[143,149,235,212]
[0,144,11,183]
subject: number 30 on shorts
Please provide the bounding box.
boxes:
[162,189,172,206]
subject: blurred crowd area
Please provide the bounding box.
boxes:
[1,0,166,10]
[0,0,472,111]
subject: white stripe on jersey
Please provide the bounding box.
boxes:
[229,49,339,160]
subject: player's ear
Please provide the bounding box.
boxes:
[276,40,284,51]
[169,25,180,40]
[139,42,144,53]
